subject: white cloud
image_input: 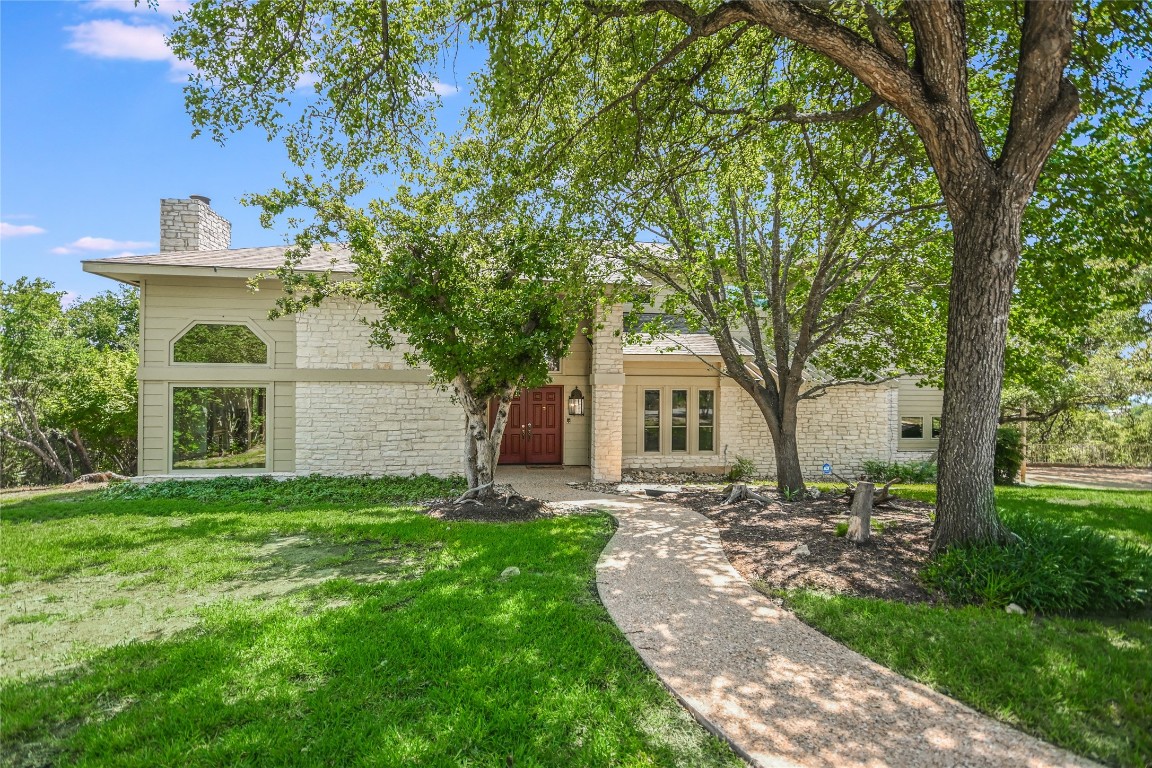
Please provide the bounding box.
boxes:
[84,0,191,17]
[431,81,460,96]
[67,19,171,60]
[0,223,46,239]
[52,237,153,255]
[65,18,194,78]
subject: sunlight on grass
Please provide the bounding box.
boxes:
[1,477,741,768]
[790,483,1152,768]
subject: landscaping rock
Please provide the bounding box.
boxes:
[1005,603,1026,615]
[500,567,521,578]
[792,544,811,556]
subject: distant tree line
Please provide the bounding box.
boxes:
[0,278,138,486]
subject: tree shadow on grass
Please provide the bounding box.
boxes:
[2,514,741,768]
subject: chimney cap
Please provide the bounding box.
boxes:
[189,194,211,206]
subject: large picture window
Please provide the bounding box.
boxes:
[173,323,268,364]
[172,386,267,469]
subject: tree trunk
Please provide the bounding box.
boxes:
[769,398,806,494]
[456,374,514,501]
[932,182,1021,551]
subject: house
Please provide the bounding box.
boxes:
[83,196,943,482]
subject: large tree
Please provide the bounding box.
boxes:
[609,121,948,492]
[257,174,604,498]
[0,279,138,485]
[171,0,1150,548]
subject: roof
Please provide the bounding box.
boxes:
[623,333,725,357]
[82,243,644,285]
[84,244,355,274]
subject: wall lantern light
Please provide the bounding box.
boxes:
[568,387,585,416]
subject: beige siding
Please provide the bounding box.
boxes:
[897,377,943,455]
[138,276,297,475]
[552,329,592,466]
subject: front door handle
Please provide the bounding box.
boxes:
[526,422,533,440]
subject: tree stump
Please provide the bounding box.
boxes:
[846,481,874,543]
[721,483,771,505]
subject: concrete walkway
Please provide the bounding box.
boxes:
[499,467,1097,768]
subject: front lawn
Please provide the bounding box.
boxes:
[0,476,741,767]
[790,484,1152,768]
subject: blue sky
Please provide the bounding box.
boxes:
[1,0,474,302]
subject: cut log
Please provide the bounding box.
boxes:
[846,481,874,543]
[70,472,130,484]
[721,483,772,505]
[842,477,901,507]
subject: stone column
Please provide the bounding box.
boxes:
[590,303,625,482]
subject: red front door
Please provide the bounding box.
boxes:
[491,386,563,465]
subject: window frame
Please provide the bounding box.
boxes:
[636,385,718,456]
[169,319,274,368]
[168,381,274,474]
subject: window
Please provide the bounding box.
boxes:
[173,323,268,364]
[901,416,924,439]
[698,390,715,452]
[671,390,688,451]
[546,352,561,373]
[644,390,661,452]
[172,387,267,469]
[931,416,943,438]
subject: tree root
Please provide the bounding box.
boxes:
[455,481,494,503]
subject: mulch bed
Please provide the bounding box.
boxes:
[671,486,938,602]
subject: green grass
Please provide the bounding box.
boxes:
[793,483,1152,768]
[1,477,741,768]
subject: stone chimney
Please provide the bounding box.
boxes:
[160,195,232,252]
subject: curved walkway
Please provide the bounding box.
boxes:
[499,469,1098,768]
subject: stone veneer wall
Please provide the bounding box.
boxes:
[296,300,414,369]
[160,198,231,252]
[295,299,464,476]
[623,380,901,479]
[295,382,463,476]
[590,305,624,482]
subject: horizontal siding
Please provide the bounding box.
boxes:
[141,277,295,369]
[898,378,943,452]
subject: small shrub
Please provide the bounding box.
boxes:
[726,455,756,482]
[835,521,849,537]
[100,473,465,505]
[922,511,1152,614]
[994,426,1023,485]
[861,459,937,484]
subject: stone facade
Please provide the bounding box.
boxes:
[590,304,625,482]
[296,300,414,369]
[160,197,231,252]
[622,380,902,479]
[295,382,462,476]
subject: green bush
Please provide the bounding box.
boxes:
[861,459,937,483]
[726,455,756,482]
[100,473,465,505]
[922,511,1152,614]
[994,426,1024,485]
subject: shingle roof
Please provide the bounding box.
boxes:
[623,333,725,356]
[85,245,356,272]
